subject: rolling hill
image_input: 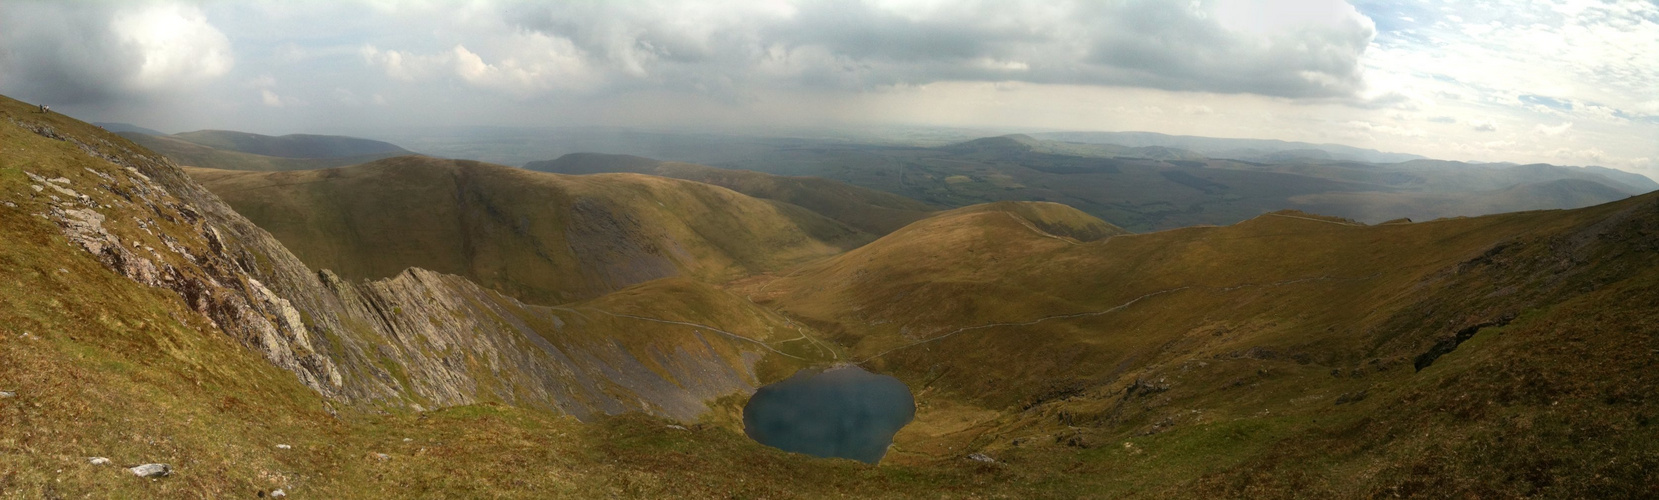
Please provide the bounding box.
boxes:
[527,153,937,235]
[187,155,872,305]
[739,187,1659,495]
[5,93,1658,497]
[169,129,409,159]
[695,134,1652,229]
[119,131,403,172]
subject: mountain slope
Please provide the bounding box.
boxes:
[170,129,409,159]
[527,153,937,235]
[1289,178,1639,223]
[93,122,166,136]
[744,189,1659,495]
[0,97,979,498]
[6,93,1658,497]
[6,93,837,418]
[118,131,401,171]
[189,155,871,305]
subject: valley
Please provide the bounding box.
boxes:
[3,93,1657,498]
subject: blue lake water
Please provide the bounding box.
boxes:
[742,365,916,464]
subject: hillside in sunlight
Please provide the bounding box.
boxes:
[3,93,1656,498]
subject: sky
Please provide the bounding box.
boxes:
[1,0,1654,176]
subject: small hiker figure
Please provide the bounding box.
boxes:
[38,104,49,113]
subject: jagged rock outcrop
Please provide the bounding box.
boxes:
[5,102,772,421]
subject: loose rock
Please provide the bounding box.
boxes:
[967,453,996,463]
[275,444,292,450]
[271,489,287,498]
[129,463,172,478]
[666,425,687,431]
[0,391,14,398]
[374,453,390,461]
[88,457,111,465]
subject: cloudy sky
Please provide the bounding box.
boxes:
[1,0,1654,176]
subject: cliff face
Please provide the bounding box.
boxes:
[3,96,780,421]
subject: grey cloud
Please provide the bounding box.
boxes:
[0,4,143,104]
[1081,2,1374,97]
[499,0,1378,99]
[0,2,232,106]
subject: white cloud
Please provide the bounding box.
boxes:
[363,35,594,97]
[108,3,233,90]
[260,89,284,107]
[1535,121,1573,136]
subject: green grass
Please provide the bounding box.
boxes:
[5,92,1659,497]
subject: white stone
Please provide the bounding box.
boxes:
[270,490,286,498]
[89,457,111,465]
[275,444,292,450]
[129,463,171,478]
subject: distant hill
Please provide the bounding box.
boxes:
[93,122,166,136]
[1032,130,1425,163]
[171,129,409,159]
[188,156,872,304]
[698,134,1649,230]
[119,132,405,171]
[1288,178,1638,223]
[528,153,937,235]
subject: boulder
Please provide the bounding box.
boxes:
[129,463,172,478]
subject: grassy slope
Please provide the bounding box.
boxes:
[5,94,1656,497]
[0,95,994,499]
[748,194,1659,496]
[119,132,403,172]
[528,153,937,235]
[169,130,408,159]
[188,156,871,305]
